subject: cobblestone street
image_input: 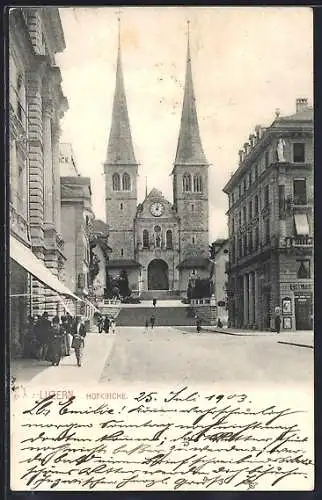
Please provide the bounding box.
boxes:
[11,326,313,388]
[99,326,313,386]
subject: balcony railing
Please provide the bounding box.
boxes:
[138,242,174,251]
[285,236,313,247]
[9,85,27,130]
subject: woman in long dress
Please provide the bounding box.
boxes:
[46,316,64,366]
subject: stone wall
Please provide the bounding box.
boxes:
[190,298,217,326]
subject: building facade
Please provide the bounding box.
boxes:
[88,219,112,299]
[9,7,69,352]
[103,28,210,296]
[212,239,229,325]
[224,98,313,331]
[60,146,94,314]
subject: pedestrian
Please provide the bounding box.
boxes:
[196,315,201,334]
[145,318,149,332]
[150,315,155,329]
[71,316,87,338]
[98,315,103,333]
[46,316,64,366]
[71,331,85,367]
[103,315,110,334]
[32,314,42,359]
[275,314,281,334]
[152,298,157,308]
[110,318,116,335]
[61,316,70,356]
[217,318,223,328]
[23,316,37,358]
[66,312,73,334]
[38,312,51,360]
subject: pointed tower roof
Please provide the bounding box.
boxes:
[174,22,208,166]
[106,20,137,165]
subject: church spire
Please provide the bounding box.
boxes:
[174,22,208,166]
[106,18,137,165]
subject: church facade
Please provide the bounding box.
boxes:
[104,28,211,296]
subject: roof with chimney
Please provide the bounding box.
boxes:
[105,22,137,166]
[275,107,313,123]
[174,25,208,166]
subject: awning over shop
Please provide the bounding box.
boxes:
[294,214,309,236]
[10,235,80,300]
[59,296,76,316]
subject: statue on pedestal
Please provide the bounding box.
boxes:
[277,138,286,162]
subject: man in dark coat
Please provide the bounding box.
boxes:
[104,316,110,334]
[196,315,202,334]
[71,316,86,337]
[275,314,281,334]
[38,312,51,360]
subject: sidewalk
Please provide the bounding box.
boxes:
[204,326,314,348]
[11,330,116,387]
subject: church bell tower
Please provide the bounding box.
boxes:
[172,22,209,259]
[104,19,138,261]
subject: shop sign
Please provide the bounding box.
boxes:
[290,283,312,291]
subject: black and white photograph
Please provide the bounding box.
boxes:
[8,6,314,492]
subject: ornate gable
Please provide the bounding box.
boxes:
[136,188,178,221]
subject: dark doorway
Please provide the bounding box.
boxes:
[295,293,313,330]
[148,259,169,290]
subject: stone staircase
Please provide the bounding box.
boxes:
[116,305,196,327]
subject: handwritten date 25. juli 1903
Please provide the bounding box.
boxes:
[12,386,314,491]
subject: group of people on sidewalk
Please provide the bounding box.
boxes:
[23,312,87,367]
[97,314,116,335]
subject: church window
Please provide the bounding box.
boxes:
[183,173,191,192]
[297,260,310,279]
[166,230,173,249]
[122,172,131,191]
[112,173,120,191]
[143,229,149,248]
[154,226,162,248]
[121,248,124,256]
[193,174,202,192]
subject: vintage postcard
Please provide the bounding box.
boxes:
[8,6,314,492]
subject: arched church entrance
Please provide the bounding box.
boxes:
[148,259,169,290]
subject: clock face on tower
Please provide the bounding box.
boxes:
[150,202,164,217]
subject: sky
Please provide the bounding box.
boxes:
[56,6,313,240]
